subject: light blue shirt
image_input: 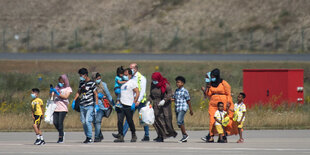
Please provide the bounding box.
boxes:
[114,76,123,88]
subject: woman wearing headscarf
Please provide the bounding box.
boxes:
[91,72,114,142]
[149,72,177,142]
[202,68,237,142]
[50,74,72,143]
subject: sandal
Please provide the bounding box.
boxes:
[237,139,244,143]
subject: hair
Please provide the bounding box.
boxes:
[78,68,88,76]
[32,88,40,94]
[125,68,133,75]
[240,92,246,99]
[175,76,186,84]
[95,73,101,79]
[217,102,224,107]
[116,66,124,76]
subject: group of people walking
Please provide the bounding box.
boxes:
[30,63,246,145]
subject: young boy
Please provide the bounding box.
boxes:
[234,92,246,143]
[214,102,227,143]
[174,76,193,143]
[31,88,45,145]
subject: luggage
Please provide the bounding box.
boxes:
[139,101,155,126]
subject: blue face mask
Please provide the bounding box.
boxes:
[31,93,36,99]
[123,76,129,81]
[153,81,159,85]
[205,78,210,83]
[80,76,85,81]
[58,83,64,87]
[211,78,216,82]
[96,79,101,84]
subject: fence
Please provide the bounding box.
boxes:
[1,27,309,53]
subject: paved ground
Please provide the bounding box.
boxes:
[0,53,310,61]
[0,130,309,155]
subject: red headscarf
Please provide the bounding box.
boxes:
[151,72,169,94]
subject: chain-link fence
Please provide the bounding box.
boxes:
[1,27,309,53]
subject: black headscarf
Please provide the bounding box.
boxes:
[211,68,223,87]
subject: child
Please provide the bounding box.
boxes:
[174,76,193,143]
[214,102,227,143]
[31,88,45,145]
[233,92,246,143]
[114,66,127,107]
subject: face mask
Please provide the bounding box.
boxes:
[80,76,85,81]
[96,79,101,84]
[211,78,216,82]
[123,76,129,81]
[131,69,135,75]
[31,93,36,99]
[153,81,159,85]
[58,83,64,87]
[205,78,210,83]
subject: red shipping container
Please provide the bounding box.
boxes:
[243,69,304,107]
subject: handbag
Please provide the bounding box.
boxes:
[102,99,112,118]
[74,97,81,112]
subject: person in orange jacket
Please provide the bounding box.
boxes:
[201,68,238,142]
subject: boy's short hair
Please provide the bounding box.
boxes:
[240,92,246,99]
[125,68,133,75]
[32,88,40,94]
[78,68,88,76]
[217,102,224,107]
[175,76,186,84]
[116,66,124,76]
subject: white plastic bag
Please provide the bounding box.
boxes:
[44,97,57,125]
[139,101,155,125]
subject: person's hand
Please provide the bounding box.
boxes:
[71,100,76,110]
[98,93,104,99]
[226,102,230,110]
[158,100,165,106]
[201,86,205,92]
[50,88,60,96]
[131,103,136,111]
[32,115,35,120]
[95,104,100,112]
[135,101,140,107]
[190,110,194,116]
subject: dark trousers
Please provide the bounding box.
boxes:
[117,105,135,136]
[53,112,67,137]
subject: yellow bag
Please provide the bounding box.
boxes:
[222,116,230,127]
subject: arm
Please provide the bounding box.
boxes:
[102,82,114,103]
[214,117,222,125]
[58,91,71,99]
[73,92,80,100]
[239,112,246,123]
[163,84,172,103]
[41,104,44,118]
[94,90,98,105]
[133,87,140,105]
[187,100,193,115]
[137,76,147,103]
[117,80,127,84]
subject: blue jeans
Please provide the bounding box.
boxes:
[176,110,186,126]
[94,109,105,138]
[123,102,149,137]
[80,105,94,138]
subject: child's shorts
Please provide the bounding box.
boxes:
[34,115,42,126]
[238,121,244,128]
[176,111,186,126]
[215,125,224,134]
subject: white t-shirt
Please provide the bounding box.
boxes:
[214,110,227,126]
[234,102,246,122]
[120,79,138,106]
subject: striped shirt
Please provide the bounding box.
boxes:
[79,80,97,106]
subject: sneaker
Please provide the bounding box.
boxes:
[57,137,64,143]
[94,137,102,142]
[179,135,189,143]
[112,133,120,138]
[83,137,93,144]
[141,136,150,142]
[131,134,137,142]
[201,136,207,142]
[34,139,41,145]
[155,137,164,142]
[153,137,160,141]
[38,140,45,145]
[114,135,124,143]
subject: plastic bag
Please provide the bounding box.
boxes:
[139,102,155,126]
[44,98,57,125]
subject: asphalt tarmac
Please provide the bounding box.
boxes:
[0,130,309,155]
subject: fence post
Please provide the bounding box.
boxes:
[2,28,5,51]
[148,30,153,52]
[301,27,305,52]
[50,30,54,51]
